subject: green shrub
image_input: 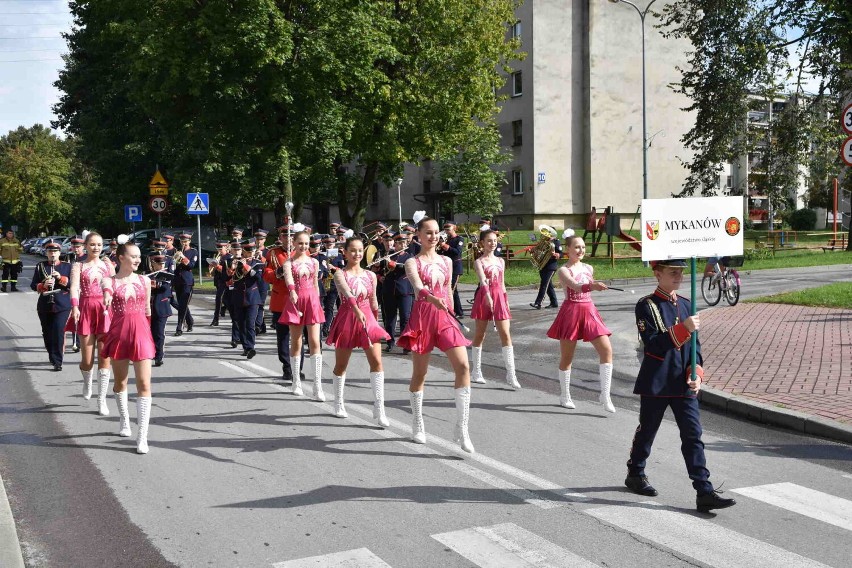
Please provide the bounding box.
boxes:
[788,208,817,231]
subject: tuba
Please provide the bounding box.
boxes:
[530,225,557,269]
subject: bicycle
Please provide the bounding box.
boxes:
[701,256,743,306]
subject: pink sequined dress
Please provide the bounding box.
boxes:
[325,270,390,349]
[101,274,156,361]
[398,256,471,354]
[547,263,611,342]
[278,258,326,326]
[64,259,114,335]
[470,258,511,321]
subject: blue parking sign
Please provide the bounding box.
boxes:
[187,193,210,215]
[125,205,143,223]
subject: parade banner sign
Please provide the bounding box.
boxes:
[641,197,744,261]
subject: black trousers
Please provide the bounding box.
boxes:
[39,309,70,366]
[322,287,338,333]
[174,286,194,331]
[533,268,558,306]
[213,284,226,320]
[1,262,21,289]
[234,303,260,350]
[382,293,413,345]
[451,273,463,316]
[254,289,268,331]
[151,313,169,362]
[627,396,713,494]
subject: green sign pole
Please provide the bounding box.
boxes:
[690,256,698,388]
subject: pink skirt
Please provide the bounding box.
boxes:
[278,289,326,326]
[546,301,611,342]
[64,296,111,336]
[398,300,471,354]
[470,285,511,321]
[101,313,156,361]
[326,305,390,350]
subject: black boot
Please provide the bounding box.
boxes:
[696,489,736,513]
[625,475,658,496]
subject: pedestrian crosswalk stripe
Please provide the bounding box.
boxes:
[732,482,852,532]
[586,502,830,568]
[432,522,598,567]
[272,547,391,567]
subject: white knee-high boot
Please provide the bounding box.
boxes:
[114,390,131,437]
[312,354,325,401]
[470,346,486,384]
[81,368,93,400]
[599,363,615,413]
[332,374,347,418]
[290,356,303,396]
[502,346,521,390]
[409,391,426,444]
[370,371,389,427]
[559,369,575,409]
[454,386,475,453]
[97,369,111,416]
[136,396,151,454]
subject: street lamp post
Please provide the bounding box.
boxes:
[396,178,403,228]
[608,0,658,201]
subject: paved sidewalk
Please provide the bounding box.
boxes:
[700,303,852,440]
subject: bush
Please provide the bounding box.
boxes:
[788,208,817,231]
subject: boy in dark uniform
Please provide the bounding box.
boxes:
[625,259,736,513]
[221,240,243,348]
[381,232,413,354]
[148,253,174,366]
[530,227,561,309]
[253,229,270,334]
[62,236,86,352]
[438,222,465,317]
[210,240,230,326]
[232,240,264,359]
[321,234,343,338]
[31,240,72,371]
[172,231,198,336]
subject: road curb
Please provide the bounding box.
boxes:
[699,386,852,445]
[0,472,25,568]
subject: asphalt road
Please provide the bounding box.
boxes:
[1,258,851,567]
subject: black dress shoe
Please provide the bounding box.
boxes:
[246,349,256,359]
[186,325,193,333]
[402,349,411,355]
[174,329,183,337]
[545,303,559,309]
[384,343,394,353]
[153,359,163,367]
[228,341,238,348]
[241,349,248,356]
[529,303,541,310]
[696,489,736,513]
[53,364,62,372]
[625,475,658,496]
[211,320,219,326]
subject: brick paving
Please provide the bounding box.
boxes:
[701,303,852,424]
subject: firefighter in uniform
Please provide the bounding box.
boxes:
[625,259,737,513]
[32,240,73,370]
[1,229,24,292]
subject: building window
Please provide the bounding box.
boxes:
[726,175,733,190]
[423,179,432,194]
[512,170,523,195]
[511,71,522,97]
[371,182,379,205]
[510,21,521,41]
[512,120,522,146]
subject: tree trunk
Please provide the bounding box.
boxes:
[334,157,352,228]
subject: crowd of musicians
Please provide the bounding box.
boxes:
[18,213,736,512]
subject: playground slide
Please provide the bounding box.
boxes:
[618,230,642,252]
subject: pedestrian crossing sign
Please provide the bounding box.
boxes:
[186,192,209,215]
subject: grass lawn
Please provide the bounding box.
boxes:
[747,282,852,309]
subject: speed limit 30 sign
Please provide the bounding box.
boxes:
[149,196,168,214]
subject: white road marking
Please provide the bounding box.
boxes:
[218,361,255,377]
[228,361,562,510]
[432,522,598,567]
[732,482,852,532]
[272,547,392,568]
[587,502,830,568]
[842,474,852,480]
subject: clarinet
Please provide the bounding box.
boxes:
[39,261,57,306]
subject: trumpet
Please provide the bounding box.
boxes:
[366,248,406,268]
[438,231,448,243]
[173,249,185,263]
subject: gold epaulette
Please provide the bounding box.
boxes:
[645,297,666,332]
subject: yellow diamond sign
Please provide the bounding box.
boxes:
[149,168,169,196]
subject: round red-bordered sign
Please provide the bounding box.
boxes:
[149,196,168,214]
[842,137,852,167]
[842,103,852,135]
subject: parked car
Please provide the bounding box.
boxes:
[30,237,51,256]
[21,238,38,253]
[128,226,220,262]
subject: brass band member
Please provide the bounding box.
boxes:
[210,240,230,326]
[253,229,270,334]
[530,226,561,310]
[263,222,301,382]
[32,240,73,371]
[172,231,198,336]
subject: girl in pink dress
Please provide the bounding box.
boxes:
[65,231,114,415]
[469,229,520,390]
[102,241,156,454]
[546,230,615,413]
[278,231,326,399]
[325,236,391,425]
[398,214,475,453]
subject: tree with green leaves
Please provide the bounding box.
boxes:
[0,125,78,235]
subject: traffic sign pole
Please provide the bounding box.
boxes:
[197,215,203,285]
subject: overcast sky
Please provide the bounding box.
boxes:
[0,0,70,136]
